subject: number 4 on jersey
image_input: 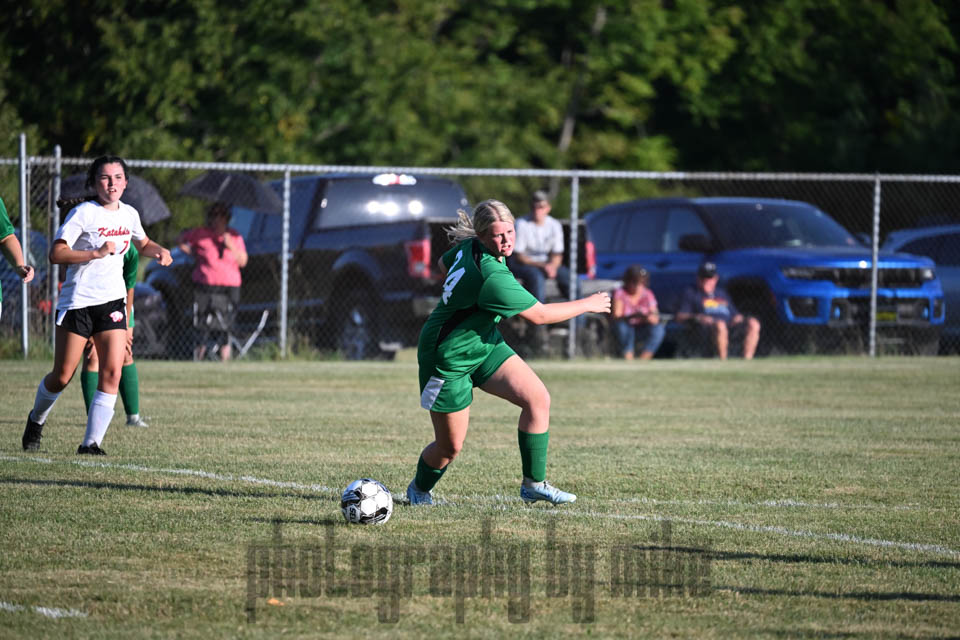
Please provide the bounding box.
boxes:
[441,250,465,304]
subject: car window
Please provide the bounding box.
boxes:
[937,234,960,266]
[314,179,466,230]
[663,207,708,251]
[229,207,257,241]
[261,179,319,240]
[900,236,943,262]
[622,208,666,253]
[701,202,858,249]
[587,211,625,252]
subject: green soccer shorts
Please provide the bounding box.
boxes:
[419,340,517,413]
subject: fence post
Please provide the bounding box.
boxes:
[567,173,580,359]
[52,145,62,352]
[869,176,881,358]
[280,170,291,358]
[18,133,29,358]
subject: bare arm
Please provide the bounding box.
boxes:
[222,232,247,268]
[50,238,115,264]
[519,291,611,325]
[133,236,173,267]
[0,234,34,282]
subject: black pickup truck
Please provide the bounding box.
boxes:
[144,173,469,359]
[143,172,602,359]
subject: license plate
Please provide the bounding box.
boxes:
[876,310,897,323]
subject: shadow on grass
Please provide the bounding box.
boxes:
[702,547,960,571]
[718,585,960,603]
[629,544,960,571]
[0,476,340,503]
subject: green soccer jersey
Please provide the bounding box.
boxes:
[418,238,538,375]
[123,245,139,327]
[123,244,139,290]
[0,197,15,303]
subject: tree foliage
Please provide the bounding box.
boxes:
[2,0,959,211]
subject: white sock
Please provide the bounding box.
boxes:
[82,391,117,447]
[522,477,544,489]
[30,379,61,424]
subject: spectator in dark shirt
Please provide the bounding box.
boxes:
[675,261,760,359]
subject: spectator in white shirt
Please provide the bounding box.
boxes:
[507,190,572,302]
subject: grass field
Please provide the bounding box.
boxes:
[1,356,958,638]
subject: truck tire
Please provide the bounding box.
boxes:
[335,289,387,360]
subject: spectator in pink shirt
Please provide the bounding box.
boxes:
[178,202,248,361]
[611,265,665,360]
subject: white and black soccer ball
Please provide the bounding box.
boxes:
[340,478,393,525]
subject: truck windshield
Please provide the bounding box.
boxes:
[701,202,861,250]
[317,179,467,229]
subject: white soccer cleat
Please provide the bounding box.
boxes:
[520,480,576,505]
[406,480,434,506]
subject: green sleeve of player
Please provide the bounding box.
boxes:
[440,243,461,270]
[123,245,140,290]
[0,197,14,239]
[478,269,538,318]
[124,245,139,328]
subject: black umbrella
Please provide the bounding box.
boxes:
[179,170,283,214]
[60,173,173,225]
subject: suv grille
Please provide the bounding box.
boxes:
[807,268,929,288]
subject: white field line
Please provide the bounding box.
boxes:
[2,454,956,558]
[0,600,87,619]
[543,510,960,558]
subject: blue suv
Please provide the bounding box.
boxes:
[586,197,945,355]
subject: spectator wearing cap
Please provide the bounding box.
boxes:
[507,190,572,303]
[675,262,761,359]
[611,265,665,360]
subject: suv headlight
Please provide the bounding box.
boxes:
[782,266,819,280]
[921,267,935,281]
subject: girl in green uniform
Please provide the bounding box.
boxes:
[408,199,611,506]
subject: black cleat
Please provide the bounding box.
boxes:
[22,416,44,451]
[77,444,107,456]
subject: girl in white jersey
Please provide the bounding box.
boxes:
[22,156,173,455]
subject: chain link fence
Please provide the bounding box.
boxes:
[2,148,958,360]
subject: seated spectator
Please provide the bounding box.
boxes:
[611,265,665,360]
[675,261,761,360]
[507,190,572,302]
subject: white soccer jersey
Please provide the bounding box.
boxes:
[56,200,146,311]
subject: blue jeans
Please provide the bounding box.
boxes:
[507,260,572,302]
[614,320,666,357]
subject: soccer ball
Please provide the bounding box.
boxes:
[340,478,393,525]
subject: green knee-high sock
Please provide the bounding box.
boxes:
[518,430,550,483]
[80,370,98,414]
[118,363,140,416]
[414,455,447,492]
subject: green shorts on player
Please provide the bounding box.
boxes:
[418,237,538,413]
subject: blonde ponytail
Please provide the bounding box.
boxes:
[445,199,515,245]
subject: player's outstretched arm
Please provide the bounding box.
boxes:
[0,234,33,282]
[134,236,172,266]
[519,291,610,326]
